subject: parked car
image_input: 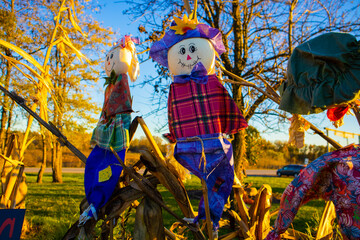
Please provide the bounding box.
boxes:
[276,164,306,177]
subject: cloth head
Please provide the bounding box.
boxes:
[150,15,225,68]
[106,35,140,82]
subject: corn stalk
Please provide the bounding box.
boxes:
[0,0,89,174]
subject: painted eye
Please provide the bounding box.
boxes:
[179,47,186,55]
[189,45,197,53]
[110,53,113,59]
[106,56,109,61]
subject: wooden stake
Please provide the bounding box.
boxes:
[183,0,191,15]
[201,179,213,240]
[0,84,87,163]
[137,117,165,162]
[109,219,113,240]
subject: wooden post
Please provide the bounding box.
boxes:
[326,128,330,152]
[137,117,165,162]
[0,85,87,163]
[201,179,213,240]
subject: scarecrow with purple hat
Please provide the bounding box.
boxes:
[79,36,140,226]
[150,15,248,232]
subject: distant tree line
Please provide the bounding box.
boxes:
[245,126,331,169]
[15,128,330,170]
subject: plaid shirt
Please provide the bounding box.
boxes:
[90,74,132,151]
[167,74,248,140]
[90,113,131,152]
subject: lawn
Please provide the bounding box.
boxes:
[21,173,327,239]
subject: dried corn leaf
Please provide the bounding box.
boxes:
[1,57,35,83]
[233,187,250,227]
[0,162,21,208]
[57,41,69,58]
[0,52,53,91]
[67,8,87,38]
[282,228,310,240]
[60,36,90,64]
[315,201,336,240]
[69,0,78,21]
[23,137,36,155]
[134,197,165,240]
[0,39,45,73]
[59,6,69,13]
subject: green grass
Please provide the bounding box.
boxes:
[24,173,85,240]
[21,173,327,239]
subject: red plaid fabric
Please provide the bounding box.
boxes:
[102,74,132,121]
[167,74,248,139]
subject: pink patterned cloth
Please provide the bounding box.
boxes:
[266,144,360,240]
[167,74,248,141]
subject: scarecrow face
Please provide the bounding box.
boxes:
[168,38,216,76]
[105,47,132,77]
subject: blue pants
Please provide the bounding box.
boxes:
[84,146,124,217]
[174,133,234,230]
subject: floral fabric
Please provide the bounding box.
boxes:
[266,144,360,240]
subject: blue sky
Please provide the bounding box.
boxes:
[92,1,360,148]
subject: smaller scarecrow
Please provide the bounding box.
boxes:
[150,15,248,235]
[267,32,360,240]
[79,36,139,225]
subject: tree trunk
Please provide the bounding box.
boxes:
[232,129,247,182]
[37,134,47,183]
[52,140,63,183]
[231,77,248,182]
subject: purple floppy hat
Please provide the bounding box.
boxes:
[149,16,226,68]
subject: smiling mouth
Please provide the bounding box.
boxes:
[178,56,201,69]
[106,62,115,73]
